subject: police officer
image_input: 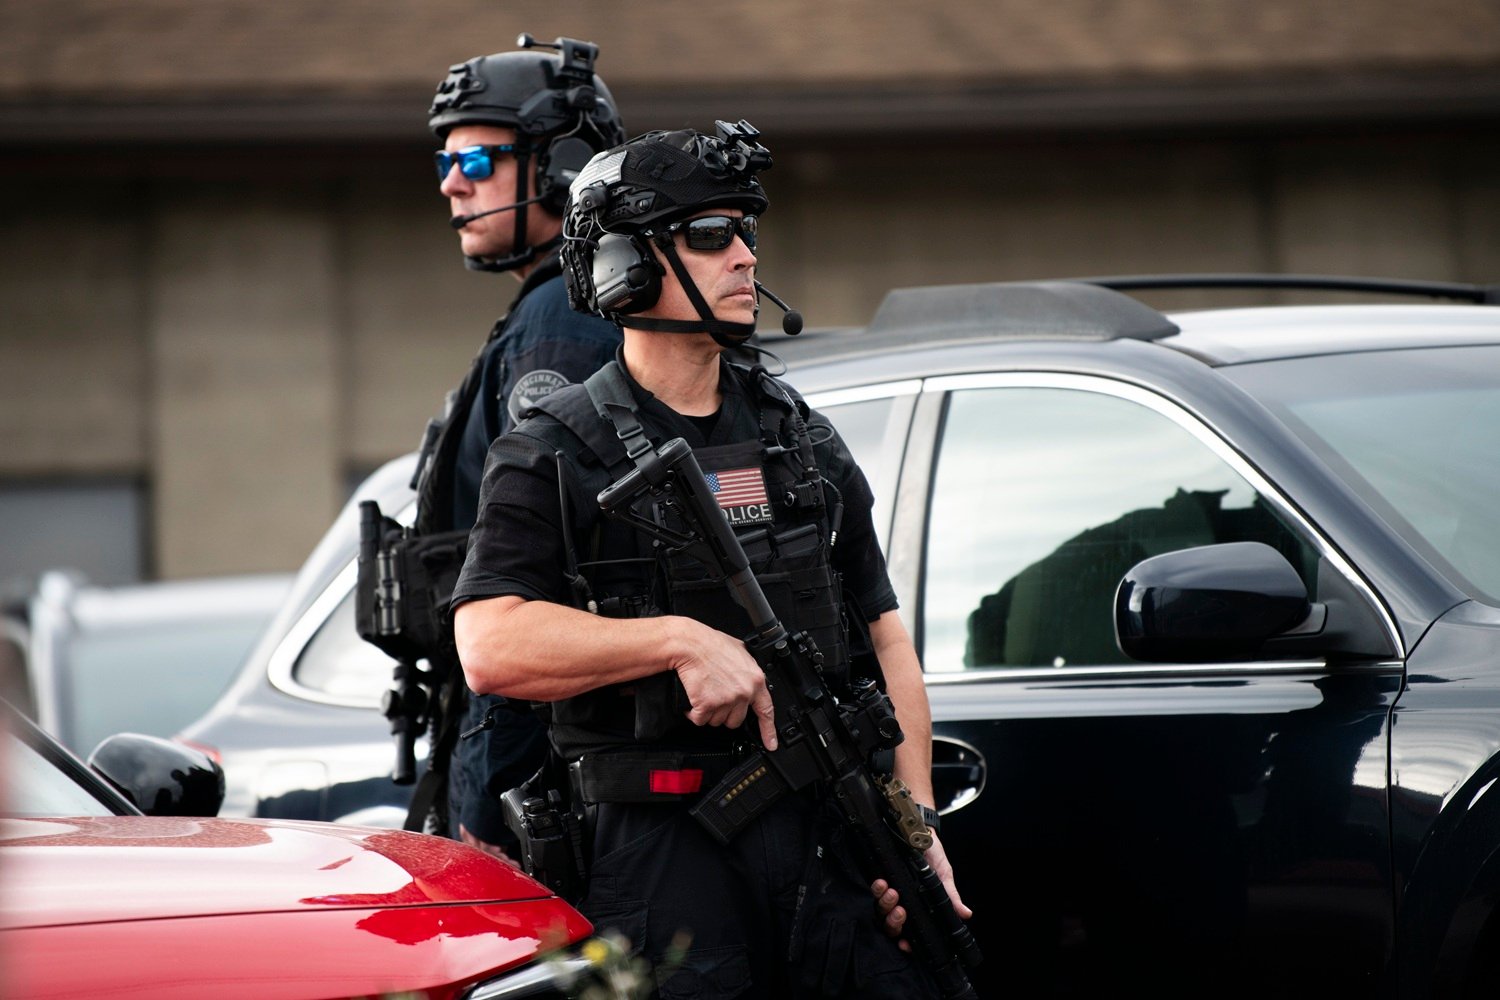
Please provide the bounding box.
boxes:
[417,35,625,860]
[451,122,968,997]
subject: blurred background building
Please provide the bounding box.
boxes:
[1,0,1497,587]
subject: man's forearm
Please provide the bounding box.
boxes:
[455,594,683,701]
[870,610,935,806]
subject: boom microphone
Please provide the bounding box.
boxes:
[449,194,548,229]
[754,281,804,336]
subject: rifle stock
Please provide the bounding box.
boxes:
[598,436,982,999]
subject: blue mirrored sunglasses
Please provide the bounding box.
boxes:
[434,144,518,181]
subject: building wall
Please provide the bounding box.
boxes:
[0,126,1495,583]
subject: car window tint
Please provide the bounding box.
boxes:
[924,386,1315,671]
[293,590,394,702]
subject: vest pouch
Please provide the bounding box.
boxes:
[750,526,850,692]
[632,671,693,742]
[633,568,748,742]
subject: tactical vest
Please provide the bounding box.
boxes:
[528,360,856,759]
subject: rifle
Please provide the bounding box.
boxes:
[598,436,982,999]
[355,500,466,791]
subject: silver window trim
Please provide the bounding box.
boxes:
[908,371,1406,671]
[923,659,1399,686]
[806,379,923,409]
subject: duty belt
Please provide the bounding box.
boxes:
[571,749,747,804]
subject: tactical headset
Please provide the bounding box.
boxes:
[562,122,783,347]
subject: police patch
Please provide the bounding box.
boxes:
[706,466,774,526]
[507,369,572,423]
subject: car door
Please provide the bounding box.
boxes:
[891,372,1400,997]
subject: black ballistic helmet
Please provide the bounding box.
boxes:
[431,34,626,272]
[562,120,772,345]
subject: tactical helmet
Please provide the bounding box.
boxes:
[430,34,625,272]
[562,120,772,345]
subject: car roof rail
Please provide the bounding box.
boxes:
[1074,273,1500,304]
[867,280,1180,343]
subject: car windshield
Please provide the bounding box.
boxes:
[1226,344,1500,604]
[3,729,118,818]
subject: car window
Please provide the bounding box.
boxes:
[4,731,116,818]
[818,395,899,540]
[818,397,891,477]
[293,589,395,702]
[1225,344,1500,604]
[923,384,1317,671]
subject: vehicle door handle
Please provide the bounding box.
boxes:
[931,736,986,814]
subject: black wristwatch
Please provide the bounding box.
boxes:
[918,803,942,836]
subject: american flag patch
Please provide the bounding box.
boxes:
[705,466,769,510]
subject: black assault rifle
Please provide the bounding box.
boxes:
[597,437,982,999]
[356,500,466,791]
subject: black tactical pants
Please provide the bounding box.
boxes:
[579,789,938,999]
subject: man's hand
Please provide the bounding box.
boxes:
[871,832,971,951]
[670,617,777,750]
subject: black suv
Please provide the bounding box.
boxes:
[765,276,1500,998]
[191,275,1500,998]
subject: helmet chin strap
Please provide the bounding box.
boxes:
[626,237,758,348]
[463,234,561,273]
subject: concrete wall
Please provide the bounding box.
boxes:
[1,126,1495,581]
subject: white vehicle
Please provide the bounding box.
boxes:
[23,570,291,755]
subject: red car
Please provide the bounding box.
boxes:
[0,702,596,1000]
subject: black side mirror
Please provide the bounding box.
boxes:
[88,733,226,817]
[1115,541,1319,662]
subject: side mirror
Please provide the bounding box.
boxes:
[88,733,226,817]
[1115,541,1319,662]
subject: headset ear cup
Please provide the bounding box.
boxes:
[591,234,660,314]
[538,136,596,214]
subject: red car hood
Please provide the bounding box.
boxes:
[0,815,553,927]
[1,816,592,999]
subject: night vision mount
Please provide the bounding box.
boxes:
[515,32,603,123]
[707,119,773,184]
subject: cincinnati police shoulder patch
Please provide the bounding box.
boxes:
[508,369,573,423]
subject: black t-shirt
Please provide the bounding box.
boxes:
[451,358,897,755]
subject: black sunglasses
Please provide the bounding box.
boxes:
[434,144,518,181]
[657,214,758,252]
